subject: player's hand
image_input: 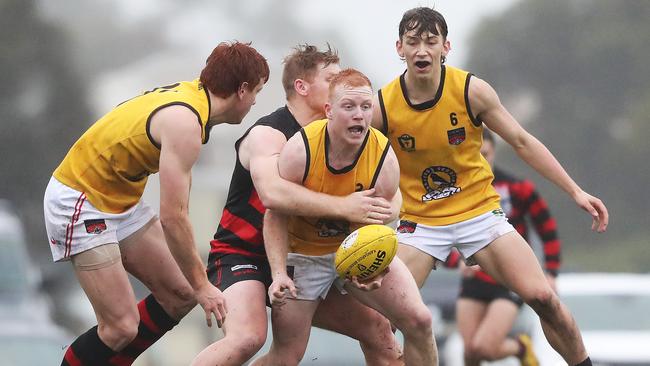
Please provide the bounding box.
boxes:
[340,189,392,224]
[268,274,297,307]
[195,283,228,328]
[573,190,608,232]
[347,267,390,291]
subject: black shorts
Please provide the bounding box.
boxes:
[459,277,523,306]
[206,251,272,293]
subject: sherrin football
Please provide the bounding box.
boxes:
[334,224,398,280]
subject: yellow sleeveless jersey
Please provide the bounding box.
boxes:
[378,66,500,226]
[54,79,212,213]
[288,119,390,255]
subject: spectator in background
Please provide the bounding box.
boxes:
[446,129,561,366]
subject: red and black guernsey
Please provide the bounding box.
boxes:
[446,167,561,280]
[209,106,301,258]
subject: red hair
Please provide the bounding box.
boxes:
[328,68,372,101]
[200,41,270,98]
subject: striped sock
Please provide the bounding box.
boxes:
[108,295,179,366]
[61,325,115,366]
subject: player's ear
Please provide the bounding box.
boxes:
[294,79,308,97]
[396,40,404,60]
[325,103,332,119]
[238,82,249,99]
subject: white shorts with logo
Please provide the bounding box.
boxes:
[44,177,156,262]
[397,209,515,263]
[287,252,346,301]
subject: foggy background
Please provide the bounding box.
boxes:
[2,0,649,364]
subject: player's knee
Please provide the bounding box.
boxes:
[523,287,558,316]
[99,314,139,350]
[230,332,268,361]
[466,339,499,361]
[163,283,196,318]
[399,305,433,338]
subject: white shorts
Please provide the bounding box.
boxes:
[44,177,156,262]
[287,252,346,301]
[396,209,515,263]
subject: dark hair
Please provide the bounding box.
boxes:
[328,68,372,101]
[200,41,270,98]
[399,7,448,41]
[282,44,339,98]
[482,128,495,144]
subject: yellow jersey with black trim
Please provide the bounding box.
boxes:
[288,119,390,255]
[53,79,212,213]
[378,66,500,226]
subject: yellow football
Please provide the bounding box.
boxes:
[334,224,398,280]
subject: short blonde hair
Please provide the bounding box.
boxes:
[328,68,372,101]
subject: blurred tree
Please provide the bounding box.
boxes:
[0,0,92,259]
[465,0,650,260]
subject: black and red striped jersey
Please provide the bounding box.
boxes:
[446,166,561,280]
[209,106,301,258]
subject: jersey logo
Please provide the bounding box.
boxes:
[447,127,466,145]
[316,219,350,238]
[421,166,461,201]
[397,220,417,234]
[397,134,416,152]
[84,219,107,234]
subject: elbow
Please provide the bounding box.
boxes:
[257,189,281,210]
[159,211,185,230]
[256,181,285,210]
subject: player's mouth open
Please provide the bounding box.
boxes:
[415,61,431,70]
[348,125,365,135]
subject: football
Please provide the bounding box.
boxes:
[334,224,398,280]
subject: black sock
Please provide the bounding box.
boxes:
[61,325,115,366]
[574,357,592,366]
[108,294,179,366]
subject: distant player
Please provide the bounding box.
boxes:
[253,69,436,366]
[372,7,608,366]
[44,42,269,365]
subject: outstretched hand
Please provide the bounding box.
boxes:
[195,283,228,328]
[268,273,297,307]
[573,190,608,232]
[346,267,390,291]
[341,188,393,224]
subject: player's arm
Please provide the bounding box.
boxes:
[154,106,226,327]
[468,76,608,232]
[370,145,402,224]
[244,126,391,224]
[262,133,307,305]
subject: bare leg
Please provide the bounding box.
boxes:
[251,299,320,366]
[192,281,268,366]
[456,299,487,366]
[121,219,195,320]
[73,254,139,351]
[396,243,436,288]
[346,258,437,366]
[459,298,520,361]
[313,288,403,365]
[473,232,588,364]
